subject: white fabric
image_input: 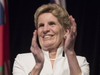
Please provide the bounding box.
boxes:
[12,46,89,75]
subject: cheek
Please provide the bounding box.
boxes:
[58,29,64,39]
[37,29,41,37]
[55,29,64,44]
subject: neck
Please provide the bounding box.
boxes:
[49,49,57,59]
[48,44,63,59]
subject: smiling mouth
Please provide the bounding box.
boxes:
[43,35,53,39]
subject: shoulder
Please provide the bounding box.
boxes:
[16,52,33,58]
[15,53,33,60]
[76,56,90,74]
[76,56,87,61]
[76,56,89,66]
[13,53,35,74]
[14,52,35,64]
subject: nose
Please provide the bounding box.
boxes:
[43,24,50,34]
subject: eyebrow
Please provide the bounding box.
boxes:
[38,23,44,27]
[48,21,55,22]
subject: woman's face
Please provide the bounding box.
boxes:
[37,13,65,51]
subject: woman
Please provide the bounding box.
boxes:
[13,4,89,75]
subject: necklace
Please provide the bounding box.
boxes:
[50,59,56,60]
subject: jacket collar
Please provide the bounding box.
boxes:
[42,46,64,59]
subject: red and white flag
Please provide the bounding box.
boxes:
[50,0,66,9]
[0,0,10,75]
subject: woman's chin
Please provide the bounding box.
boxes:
[41,44,55,51]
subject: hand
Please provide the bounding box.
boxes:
[64,16,77,52]
[30,30,44,66]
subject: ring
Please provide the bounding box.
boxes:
[32,45,34,47]
[73,29,76,33]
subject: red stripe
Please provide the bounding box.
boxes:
[0,0,10,74]
[59,0,61,6]
[0,25,4,66]
[3,0,10,63]
[0,0,10,75]
[54,0,61,5]
[54,0,56,3]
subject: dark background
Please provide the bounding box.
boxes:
[8,0,100,75]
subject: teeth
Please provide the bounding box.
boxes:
[44,36,51,38]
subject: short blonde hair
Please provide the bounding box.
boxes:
[34,3,71,29]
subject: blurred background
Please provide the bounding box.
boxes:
[0,0,100,75]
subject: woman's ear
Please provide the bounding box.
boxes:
[64,27,69,36]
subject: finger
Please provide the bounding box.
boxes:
[30,30,38,53]
[32,30,38,47]
[69,16,77,34]
[69,16,76,27]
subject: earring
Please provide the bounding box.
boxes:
[64,36,67,39]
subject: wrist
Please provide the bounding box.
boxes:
[64,49,75,56]
[35,63,43,69]
[30,64,43,75]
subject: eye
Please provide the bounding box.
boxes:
[38,23,44,28]
[49,21,55,25]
